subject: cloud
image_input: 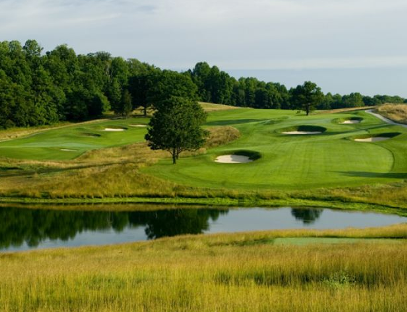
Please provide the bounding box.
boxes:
[0,0,406,70]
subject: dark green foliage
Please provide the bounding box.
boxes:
[188,62,290,108]
[147,70,198,109]
[290,81,324,115]
[120,89,133,117]
[145,97,208,164]
[128,72,156,116]
[1,40,406,130]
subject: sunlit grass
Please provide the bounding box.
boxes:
[376,103,407,124]
[1,225,407,311]
[1,107,407,212]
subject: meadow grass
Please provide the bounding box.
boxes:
[376,103,407,124]
[199,101,242,112]
[1,225,407,311]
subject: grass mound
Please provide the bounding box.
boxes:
[205,126,240,148]
[277,125,327,134]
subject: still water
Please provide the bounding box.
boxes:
[1,206,406,252]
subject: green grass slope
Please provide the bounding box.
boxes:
[0,118,149,160]
[144,109,407,190]
[1,108,406,194]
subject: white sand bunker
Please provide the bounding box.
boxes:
[60,148,77,152]
[354,137,390,142]
[342,120,361,124]
[129,124,148,128]
[282,131,322,135]
[215,155,253,164]
[104,128,126,132]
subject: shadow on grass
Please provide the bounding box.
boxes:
[338,171,407,179]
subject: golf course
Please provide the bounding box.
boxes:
[2,104,407,311]
[1,104,407,210]
[145,107,407,190]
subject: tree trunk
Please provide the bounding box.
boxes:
[172,148,177,164]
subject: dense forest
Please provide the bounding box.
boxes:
[1,40,406,129]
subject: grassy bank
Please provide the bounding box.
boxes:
[376,103,407,124]
[1,106,407,211]
[1,225,407,311]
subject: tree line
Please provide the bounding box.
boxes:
[1,40,406,129]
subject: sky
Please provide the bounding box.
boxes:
[1,0,407,96]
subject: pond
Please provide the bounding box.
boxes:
[1,205,406,252]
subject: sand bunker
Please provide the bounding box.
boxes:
[282,131,322,135]
[215,155,253,163]
[354,137,390,142]
[104,128,126,132]
[342,120,361,124]
[129,124,148,128]
[61,148,77,152]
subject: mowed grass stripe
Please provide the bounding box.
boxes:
[1,108,406,190]
[144,109,404,190]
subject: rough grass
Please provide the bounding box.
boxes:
[204,126,240,148]
[1,225,407,311]
[199,102,241,112]
[317,106,375,114]
[376,103,407,124]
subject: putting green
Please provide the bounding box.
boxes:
[0,118,149,160]
[143,109,407,190]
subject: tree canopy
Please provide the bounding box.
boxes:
[145,97,208,164]
[290,81,324,115]
[0,40,406,130]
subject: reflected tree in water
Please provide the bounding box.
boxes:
[291,208,322,225]
[0,207,228,249]
[130,209,225,239]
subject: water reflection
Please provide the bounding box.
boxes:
[291,208,323,224]
[1,206,406,252]
[0,207,226,249]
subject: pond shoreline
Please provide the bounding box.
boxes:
[1,196,407,217]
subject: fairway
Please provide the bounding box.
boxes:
[1,108,407,191]
[144,109,407,190]
[0,118,149,160]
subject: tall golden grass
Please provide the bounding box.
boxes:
[199,102,241,112]
[1,225,407,311]
[376,103,407,124]
[317,106,375,115]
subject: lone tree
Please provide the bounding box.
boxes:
[145,97,208,164]
[290,81,324,116]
